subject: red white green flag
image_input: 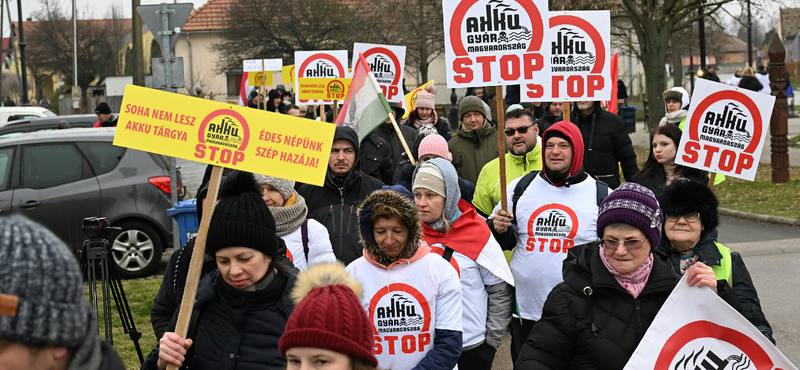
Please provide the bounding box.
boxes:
[334,53,392,143]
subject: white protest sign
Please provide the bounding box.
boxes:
[243,59,283,72]
[623,275,796,370]
[675,79,775,181]
[442,0,550,88]
[294,50,349,106]
[352,43,406,103]
[521,11,611,102]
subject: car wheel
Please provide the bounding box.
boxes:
[109,221,163,279]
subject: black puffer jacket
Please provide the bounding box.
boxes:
[657,229,775,344]
[738,76,763,92]
[632,166,709,199]
[142,268,297,370]
[570,102,639,189]
[515,242,742,370]
[360,131,394,184]
[374,122,417,177]
[297,127,384,265]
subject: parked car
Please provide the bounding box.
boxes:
[0,114,98,139]
[0,128,178,278]
[0,106,57,125]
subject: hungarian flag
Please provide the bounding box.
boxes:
[334,53,392,143]
[238,72,256,107]
[603,50,619,113]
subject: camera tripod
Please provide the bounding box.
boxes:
[79,236,145,363]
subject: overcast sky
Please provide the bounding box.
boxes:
[4,0,793,39]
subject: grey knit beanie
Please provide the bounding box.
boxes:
[253,174,296,201]
[413,158,461,221]
[459,96,487,123]
[0,215,90,348]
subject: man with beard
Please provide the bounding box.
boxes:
[473,107,542,217]
[570,101,638,189]
[534,102,563,136]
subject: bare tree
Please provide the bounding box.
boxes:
[25,0,129,112]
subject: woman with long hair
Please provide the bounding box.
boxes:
[632,124,707,198]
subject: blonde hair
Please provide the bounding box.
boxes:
[742,66,755,77]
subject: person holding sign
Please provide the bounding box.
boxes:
[514,183,737,370]
[656,179,775,344]
[632,124,708,198]
[414,159,514,370]
[403,87,452,140]
[143,172,298,370]
[346,189,463,370]
[448,96,499,184]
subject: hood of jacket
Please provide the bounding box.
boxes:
[326,126,363,188]
[542,120,585,186]
[358,189,422,266]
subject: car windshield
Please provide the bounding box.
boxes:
[42,110,57,117]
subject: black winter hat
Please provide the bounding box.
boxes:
[94,102,111,115]
[206,171,281,258]
[657,178,719,231]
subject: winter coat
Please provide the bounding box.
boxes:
[282,219,337,271]
[738,76,763,92]
[142,268,297,370]
[404,110,453,141]
[92,116,118,128]
[472,144,543,216]
[534,103,563,136]
[570,102,639,189]
[515,241,741,370]
[374,122,417,178]
[756,71,771,94]
[632,165,708,199]
[448,121,499,184]
[360,131,395,184]
[67,312,125,370]
[657,229,775,344]
[297,127,384,265]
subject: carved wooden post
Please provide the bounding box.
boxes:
[768,34,790,183]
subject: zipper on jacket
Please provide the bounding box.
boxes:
[338,187,346,257]
[634,299,643,334]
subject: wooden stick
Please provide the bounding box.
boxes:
[166,166,223,370]
[387,111,416,166]
[320,104,324,121]
[333,100,339,119]
[563,102,570,123]
[707,172,716,190]
[497,85,508,211]
[261,60,267,112]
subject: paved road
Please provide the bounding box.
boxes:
[492,216,800,369]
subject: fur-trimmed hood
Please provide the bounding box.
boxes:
[657,178,719,231]
[357,189,422,266]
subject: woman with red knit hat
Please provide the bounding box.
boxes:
[280,262,377,370]
[403,85,452,140]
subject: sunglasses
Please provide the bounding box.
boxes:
[600,238,648,251]
[504,124,535,137]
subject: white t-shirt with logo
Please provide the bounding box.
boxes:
[493,175,599,321]
[347,252,463,370]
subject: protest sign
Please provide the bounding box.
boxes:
[248,71,273,86]
[521,11,611,102]
[114,85,335,186]
[623,275,796,370]
[243,58,282,72]
[402,80,434,118]
[442,0,550,88]
[675,79,775,181]
[352,43,406,103]
[294,50,349,105]
[298,78,351,100]
[282,64,295,86]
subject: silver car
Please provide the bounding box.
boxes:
[0,128,177,278]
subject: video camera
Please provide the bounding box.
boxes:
[82,217,121,241]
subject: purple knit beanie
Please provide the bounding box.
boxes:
[596,182,663,248]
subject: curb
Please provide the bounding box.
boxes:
[719,207,800,227]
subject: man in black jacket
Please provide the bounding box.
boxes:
[571,101,638,189]
[534,102,563,136]
[374,102,416,177]
[298,126,384,265]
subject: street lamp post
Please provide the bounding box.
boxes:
[16,0,28,106]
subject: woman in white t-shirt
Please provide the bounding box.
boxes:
[254,174,336,270]
[413,158,514,370]
[346,188,463,370]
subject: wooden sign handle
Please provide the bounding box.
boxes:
[166,165,223,370]
[388,111,416,166]
[497,85,507,211]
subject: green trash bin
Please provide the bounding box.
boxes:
[620,106,637,133]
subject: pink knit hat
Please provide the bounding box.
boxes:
[415,91,435,110]
[417,134,452,161]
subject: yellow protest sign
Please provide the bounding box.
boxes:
[114,85,335,186]
[298,78,351,101]
[282,65,295,85]
[248,71,274,86]
[403,80,434,118]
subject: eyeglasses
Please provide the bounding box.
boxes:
[504,124,535,137]
[666,212,700,223]
[600,239,648,250]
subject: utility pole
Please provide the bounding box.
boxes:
[16,0,28,105]
[73,0,78,112]
[132,0,145,86]
[747,0,753,67]
[698,6,706,73]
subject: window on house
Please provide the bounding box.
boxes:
[226,71,244,98]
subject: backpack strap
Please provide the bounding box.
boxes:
[301,219,310,263]
[512,171,539,226]
[595,180,609,207]
[441,246,455,262]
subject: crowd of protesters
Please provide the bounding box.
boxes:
[0,80,775,370]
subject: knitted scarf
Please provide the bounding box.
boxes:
[413,110,437,129]
[598,246,654,298]
[269,193,308,236]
